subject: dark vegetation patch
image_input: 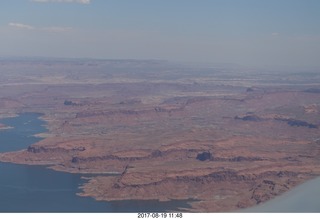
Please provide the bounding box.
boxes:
[196,152,212,161]
[246,87,254,92]
[234,115,262,122]
[274,118,318,129]
[303,88,320,93]
[64,100,79,106]
[235,114,318,129]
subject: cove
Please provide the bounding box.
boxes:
[0,113,47,153]
[0,113,192,212]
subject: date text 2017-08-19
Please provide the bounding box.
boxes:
[137,213,183,218]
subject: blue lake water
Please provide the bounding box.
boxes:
[0,113,192,212]
[4,113,318,213]
[0,113,47,153]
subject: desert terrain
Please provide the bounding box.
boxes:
[0,58,319,212]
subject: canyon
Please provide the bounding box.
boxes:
[0,59,319,212]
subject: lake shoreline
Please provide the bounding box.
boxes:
[1,113,319,212]
[0,113,194,212]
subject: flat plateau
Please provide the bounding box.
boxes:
[0,59,319,212]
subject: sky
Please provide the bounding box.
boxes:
[0,0,320,70]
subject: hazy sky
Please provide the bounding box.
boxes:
[1,0,320,69]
